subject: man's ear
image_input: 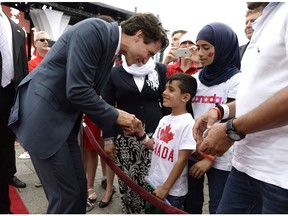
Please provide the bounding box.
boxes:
[135,30,143,42]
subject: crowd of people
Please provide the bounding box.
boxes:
[1,1,288,214]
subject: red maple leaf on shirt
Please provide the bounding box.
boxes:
[160,124,174,143]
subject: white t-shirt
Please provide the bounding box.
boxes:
[192,73,241,171]
[234,2,288,190]
[149,113,196,196]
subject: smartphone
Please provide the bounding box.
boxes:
[175,48,191,58]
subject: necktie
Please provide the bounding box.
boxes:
[0,14,13,87]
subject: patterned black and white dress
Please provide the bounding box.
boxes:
[115,134,152,213]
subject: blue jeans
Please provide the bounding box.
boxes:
[166,194,186,210]
[184,160,230,214]
[217,167,288,213]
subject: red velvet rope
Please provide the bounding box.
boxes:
[82,123,187,214]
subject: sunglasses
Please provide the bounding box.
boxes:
[36,38,50,42]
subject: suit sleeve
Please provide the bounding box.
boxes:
[64,20,118,133]
[101,69,117,138]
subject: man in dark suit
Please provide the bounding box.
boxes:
[8,13,169,213]
[0,5,28,214]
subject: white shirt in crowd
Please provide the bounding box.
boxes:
[192,73,242,171]
[149,113,196,197]
[235,2,288,190]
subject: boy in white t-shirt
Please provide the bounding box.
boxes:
[135,73,197,210]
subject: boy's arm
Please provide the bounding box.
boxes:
[135,126,154,150]
[188,158,214,179]
[153,150,191,200]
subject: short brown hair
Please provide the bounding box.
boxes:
[121,13,169,51]
[171,30,187,37]
[245,7,264,17]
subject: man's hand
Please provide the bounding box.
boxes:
[199,123,234,156]
[163,47,177,65]
[184,45,200,63]
[193,109,219,145]
[115,108,141,133]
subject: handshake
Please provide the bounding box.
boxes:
[115,108,144,136]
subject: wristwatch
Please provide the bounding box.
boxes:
[226,118,246,141]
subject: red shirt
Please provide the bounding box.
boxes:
[167,60,198,77]
[28,55,44,73]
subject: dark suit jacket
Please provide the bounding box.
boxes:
[10,19,28,87]
[0,17,28,120]
[8,18,119,159]
[239,42,250,61]
[0,18,28,109]
[0,14,28,214]
[102,63,169,138]
[0,17,28,89]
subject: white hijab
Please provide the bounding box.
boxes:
[122,57,159,91]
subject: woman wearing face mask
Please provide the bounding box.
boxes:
[184,22,242,214]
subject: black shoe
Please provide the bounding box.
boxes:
[101,179,107,190]
[10,176,26,188]
[99,190,115,208]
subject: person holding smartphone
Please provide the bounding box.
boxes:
[163,29,187,65]
[166,32,200,78]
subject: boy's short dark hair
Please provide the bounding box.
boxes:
[167,73,197,99]
[167,73,197,116]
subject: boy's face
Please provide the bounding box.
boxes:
[163,80,188,109]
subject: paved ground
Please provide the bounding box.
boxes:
[14,142,209,214]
